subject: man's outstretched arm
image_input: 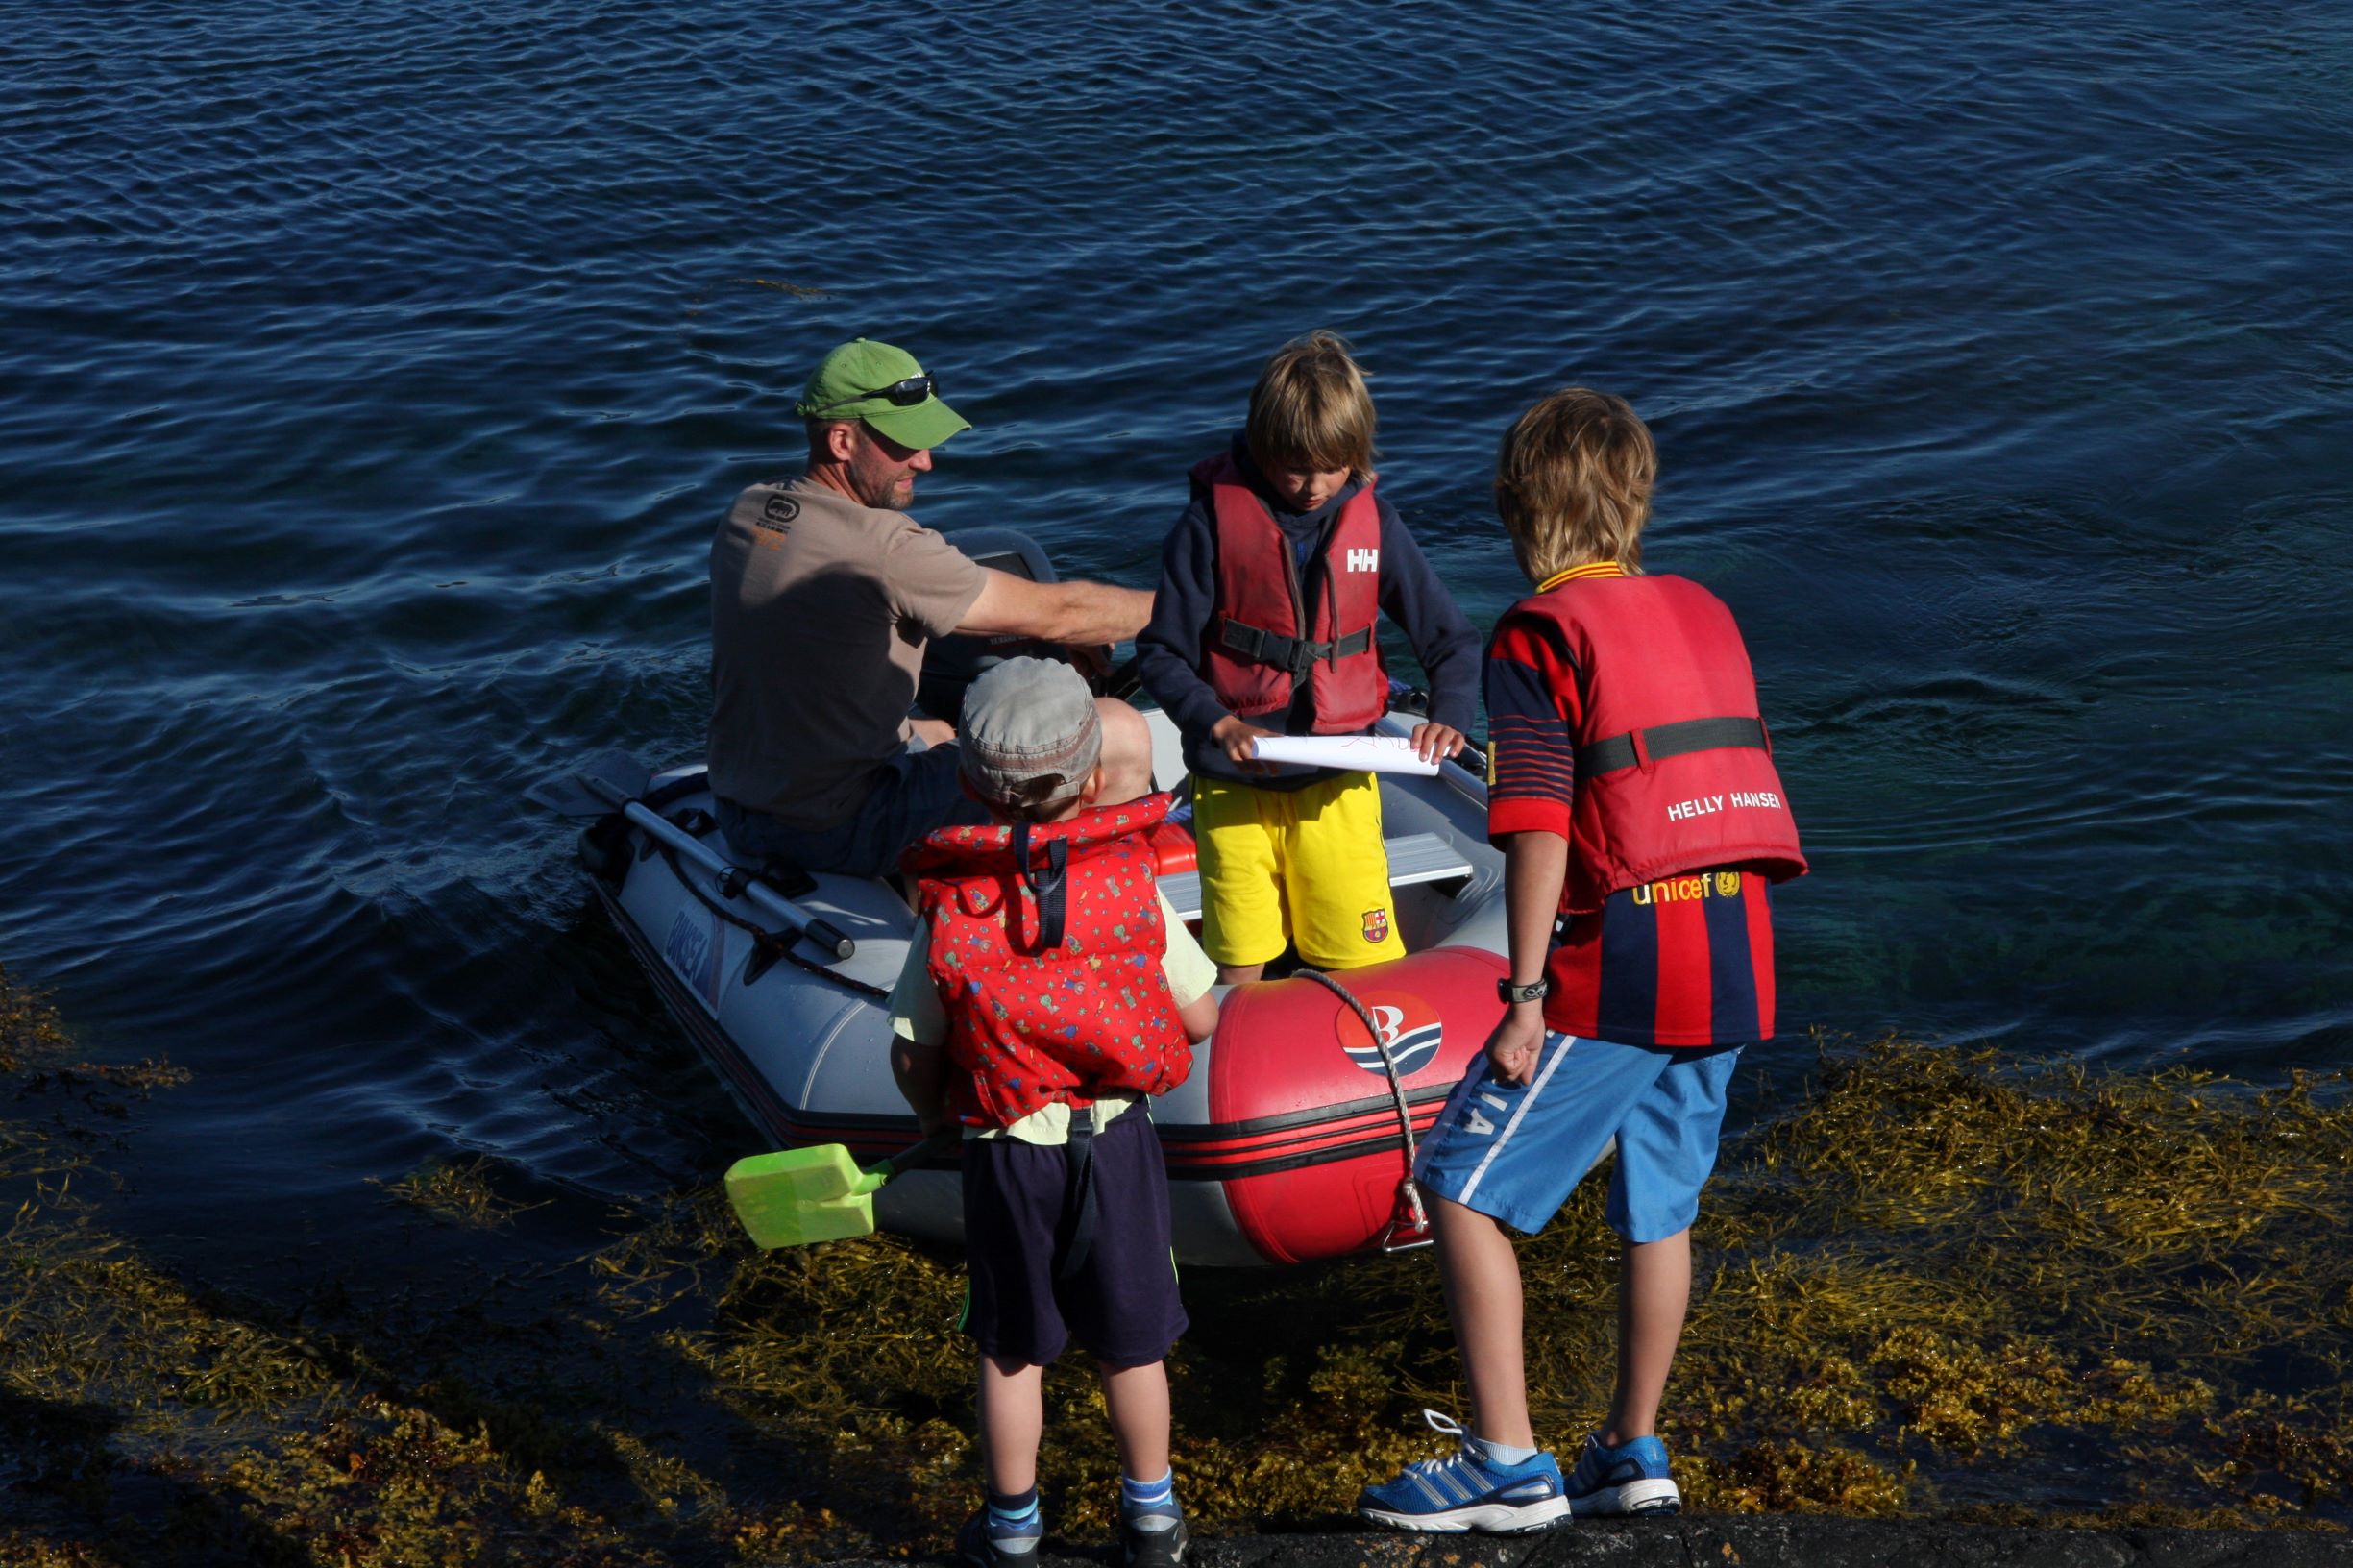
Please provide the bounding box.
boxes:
[956,567,1152,647]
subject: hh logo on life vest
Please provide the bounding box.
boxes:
[1345,547,1379,573]
[1335,993,1443,1078]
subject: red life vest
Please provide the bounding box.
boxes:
[1507,570,1808,914]
[1193,452,1390,732]
[901,793,1192,1128]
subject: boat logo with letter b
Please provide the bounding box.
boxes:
[1336,994,1442,1078]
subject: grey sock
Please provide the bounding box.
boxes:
[1469,1435,1539,1467]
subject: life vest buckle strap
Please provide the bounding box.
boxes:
[1011,821,1071,950]
[1217,617,1374,676]
[1054,1114,1100,1282]
[1577,715,1770,777]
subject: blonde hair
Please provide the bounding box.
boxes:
[1494,389,1654,582]
[1245,331,1378,479]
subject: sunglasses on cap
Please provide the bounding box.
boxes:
[813,373,938,415]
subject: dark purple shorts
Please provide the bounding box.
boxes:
[960,1105,1188,1369]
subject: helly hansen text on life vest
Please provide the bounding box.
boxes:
[1665,791,1784,822]
[1346,547,1379,572]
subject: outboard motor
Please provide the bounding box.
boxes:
[917,527,1065,722]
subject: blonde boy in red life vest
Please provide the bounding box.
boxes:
[1135,331,1482,983]
[889,658,1220,1568]
[1359,391,1808,1531]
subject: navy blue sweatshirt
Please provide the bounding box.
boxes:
[1135,433,1482,790]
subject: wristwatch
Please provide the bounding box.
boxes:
[1497,976,1551,1005]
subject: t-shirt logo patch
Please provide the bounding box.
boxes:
[1361,907,1389,943]
[1346,547,1379,573]
[757,495,800,531]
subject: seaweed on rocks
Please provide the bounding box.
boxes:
[5,956,2350,1564]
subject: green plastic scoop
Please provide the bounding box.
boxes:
[725,1132,958,1250]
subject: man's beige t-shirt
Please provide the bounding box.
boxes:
[708,476,986,828]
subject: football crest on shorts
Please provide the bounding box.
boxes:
[1361,908,1389,943]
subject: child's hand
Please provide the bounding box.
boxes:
[1211,715,1282,773]
[1409,721,1467,764]
[1483,1006,1547,1085]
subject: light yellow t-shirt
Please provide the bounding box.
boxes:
[889,891,1217,1144]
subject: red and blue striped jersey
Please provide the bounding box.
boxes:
[1484,570,1777,1047]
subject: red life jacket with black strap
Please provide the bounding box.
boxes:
[1193,452,1390,733]
[1507,567,1808,914]
[900,793,1192,1128]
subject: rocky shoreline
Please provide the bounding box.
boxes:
[843,1521,2353,1568]
[6,961,2351,1565]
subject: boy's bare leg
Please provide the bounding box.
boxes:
[1430,1195,1535,1450]
[1215,961,1265,985]
[977,1356,1047,1495]
[1094,698,1156,804]
[1602,1229,1691,1444]
[1097,1359,1171,1482]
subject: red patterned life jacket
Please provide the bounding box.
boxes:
[1508,571,1808,913]
[901,793,1192,1128]
[1193,451,1390,732]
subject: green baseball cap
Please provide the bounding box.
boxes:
[793,337,971,452]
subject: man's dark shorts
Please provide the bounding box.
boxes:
[961,1105,1187,1369]
[716,743,989,879]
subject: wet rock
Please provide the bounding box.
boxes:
[849,1520,2353,1568]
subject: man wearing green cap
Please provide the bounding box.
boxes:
[708,337,1156,878]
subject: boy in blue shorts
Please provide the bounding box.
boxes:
[1135,331,1480,982]
[1358,390,1808,1531]
[890,660,1222,1568]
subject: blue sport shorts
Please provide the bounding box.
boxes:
[1413,1032,1741,1243]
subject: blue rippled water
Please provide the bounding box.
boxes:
[3,1,2350,1262]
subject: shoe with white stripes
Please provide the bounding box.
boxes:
[1357,1411,1569,1533]
[1563,1431,1681,1515]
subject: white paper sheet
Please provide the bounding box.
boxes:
[1247,734,1443,776]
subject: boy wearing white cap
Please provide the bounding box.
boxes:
[889,658,1220,1568]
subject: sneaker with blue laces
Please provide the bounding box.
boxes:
[1563,1431,1680,1515]
[1357,1411,1570,1533]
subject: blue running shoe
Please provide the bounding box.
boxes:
[1563,1432,1680,1516]
[1358,1411,1569,1533]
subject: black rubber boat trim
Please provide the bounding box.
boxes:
[601,883,1449,1184]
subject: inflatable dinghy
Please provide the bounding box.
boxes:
[536,533,1513,1267]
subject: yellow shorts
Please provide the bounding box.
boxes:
[1191,770,1405,970]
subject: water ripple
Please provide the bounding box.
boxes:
[3,0,2349,1231]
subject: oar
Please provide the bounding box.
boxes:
[523,748,652,820]
[725,1131,960,1249]
[526,751,856,960]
